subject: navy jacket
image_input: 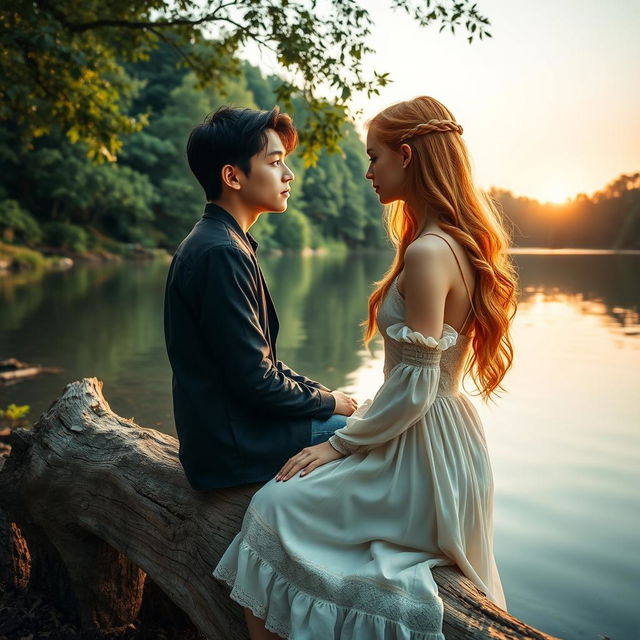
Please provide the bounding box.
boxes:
[163,203,336,489]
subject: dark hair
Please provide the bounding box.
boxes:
[186,105,298,201]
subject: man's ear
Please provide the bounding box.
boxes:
[221,164,242,191]
[400,143,413,169]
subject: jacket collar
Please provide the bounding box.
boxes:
[202,202,258,253]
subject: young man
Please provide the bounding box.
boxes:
[163,106,357,490]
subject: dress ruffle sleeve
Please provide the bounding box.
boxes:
[328,322,458,455]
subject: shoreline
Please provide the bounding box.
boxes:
[1,242,639,275]
[0,243,344,272]
[0,242,171,273]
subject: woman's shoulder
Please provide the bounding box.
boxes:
[405,229,464,264]
[401,233,455,292]
[403,229,474,291]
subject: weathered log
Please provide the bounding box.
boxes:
[0,378,558,639]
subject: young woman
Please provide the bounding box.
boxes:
[213,95,518,640]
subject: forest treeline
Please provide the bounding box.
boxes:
[0,44,638,254]
[0,44,384,255]
[492,172,640,250]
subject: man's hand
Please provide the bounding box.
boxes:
[331,390,358,416]
[276,441,345,482]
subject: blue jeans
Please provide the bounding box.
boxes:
[310,413,348,446]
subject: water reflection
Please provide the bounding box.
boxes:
[0,250,638,429]
[260,251,391,391]
[514,253,640,330]
[0,250,639,639]
[468,278,639,640]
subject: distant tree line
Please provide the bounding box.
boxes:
[492,172,640,250]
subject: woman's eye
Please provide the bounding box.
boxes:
[272,160,281,166]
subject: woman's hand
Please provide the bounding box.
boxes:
[276,441,345,482]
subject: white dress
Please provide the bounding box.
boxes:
[213,235,507,639]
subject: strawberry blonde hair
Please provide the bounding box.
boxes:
[363,96,518,402]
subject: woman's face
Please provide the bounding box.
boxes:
[365,129,409,204]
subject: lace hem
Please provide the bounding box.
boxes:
[214,559,291,637]
[212,505,446,639]
[328,433,357,455]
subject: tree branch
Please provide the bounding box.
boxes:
[61,4,239,33]
[146,27,201,72]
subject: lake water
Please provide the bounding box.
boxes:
[1,249,639,640]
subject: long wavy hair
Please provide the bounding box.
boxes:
[363,96,519,402]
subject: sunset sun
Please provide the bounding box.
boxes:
[538,185,572,204]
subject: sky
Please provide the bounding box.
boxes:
[244,0,639,204]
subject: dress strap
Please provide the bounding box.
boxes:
[419,232,477,333]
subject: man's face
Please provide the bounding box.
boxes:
[237,128,295,214]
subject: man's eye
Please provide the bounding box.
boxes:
[368,157,376,163]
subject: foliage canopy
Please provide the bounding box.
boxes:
[1,0,492,163]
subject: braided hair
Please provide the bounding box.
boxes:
[399,119,463,142]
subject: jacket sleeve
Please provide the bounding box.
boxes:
[276,360,330,391]
[328,322,458,455]
[198,244,335,419]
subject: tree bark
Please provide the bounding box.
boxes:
[0,377,558,639]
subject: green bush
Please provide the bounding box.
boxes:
[12,246,47,269]
[0,242,47,269]
[248,214,279,252]
[0,200,43,245]
[271,207,311,250]
[317,237,348,254]
[0,403,30,429]
[42,221,89,253]
[122,225,157,249]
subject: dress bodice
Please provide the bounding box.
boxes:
[376,277,472,397]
